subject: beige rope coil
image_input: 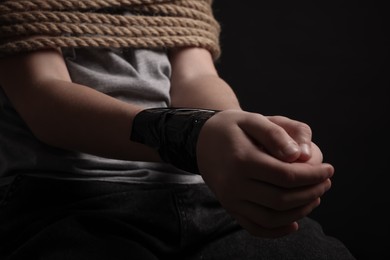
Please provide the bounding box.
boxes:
[0,0,221,60]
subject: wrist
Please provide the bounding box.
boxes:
[130,107,219,174]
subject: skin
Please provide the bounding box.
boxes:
[0,45,334,238]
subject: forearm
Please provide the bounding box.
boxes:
[170,74,241,110]
[4,79,161,162]
[169,47,241,111]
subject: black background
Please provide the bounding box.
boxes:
[212,2,389,260]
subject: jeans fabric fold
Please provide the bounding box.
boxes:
[0,175,356,260]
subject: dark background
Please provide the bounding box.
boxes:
[212,2,389,260]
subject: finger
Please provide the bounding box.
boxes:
[238,198,321,230]
[242,178,332,211]
[238,113,301,162]
[304,142,323,165]
[233,213,299,238]
[267,116,312,161]
[243,150,334,188]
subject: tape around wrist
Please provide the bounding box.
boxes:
[130,107,219,174]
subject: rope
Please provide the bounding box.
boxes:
[0,0,220,60]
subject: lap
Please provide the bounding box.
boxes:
[0,175,356,260]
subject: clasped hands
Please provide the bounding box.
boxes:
[197,109,334,238]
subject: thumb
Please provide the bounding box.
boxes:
[267,115,313,161]
[238,113,301,162]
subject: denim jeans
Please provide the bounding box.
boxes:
[0,175,356,260]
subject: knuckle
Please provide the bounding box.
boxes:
[297,122,312,136]
[265,126,285,140]
[274,115,289,122]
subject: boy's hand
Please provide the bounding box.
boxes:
[197,110,334,238]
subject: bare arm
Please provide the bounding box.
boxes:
[169,48,241,110]
[169,47,333,237]
[0,46,333,237]
[0,48,160,162]
[169,47,313,161]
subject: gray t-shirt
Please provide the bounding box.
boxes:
[0,48,204,185]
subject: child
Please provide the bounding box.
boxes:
[0,1,355,259]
